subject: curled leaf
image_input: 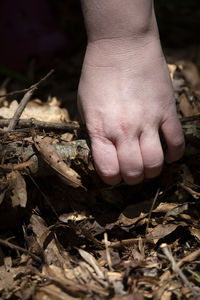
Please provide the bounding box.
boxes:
[34,135,83,188]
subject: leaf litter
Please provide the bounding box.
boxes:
[1,23,200,300]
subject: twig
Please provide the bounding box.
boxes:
[104,232,113,271]
[36,272,109,297]
[36,272,88,294]
[160,248,200,282]
[177,249,200,268]
[105,238,140,249]
[4,69,54,132]
[187,268,200,281]
[181,114,200,123]
[145,188,160,237]
[0,87,32,98]
[161,243,200,299]
[0,161,33,172]
[0,118,81,132]
[178,182,200,199]
[0,238,42,263]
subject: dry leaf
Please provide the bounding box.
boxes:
[7,171,27,207]
[78,248,105,280]
[168,64,177,80]
[160,290,172,300]
[165,203,188,218]
[179,93,199,117]
[34,136,82,188]
[0,263,14,292]
[30,214,69,267]
[111,293,144,300]
[35,284,81,300]
[153,202,179,213]
[177,60,200,87]
[0,97,70,123]
[119,200,153,226]
[146,224,178,243]
[190,227,200,242]
[59,212,88,223]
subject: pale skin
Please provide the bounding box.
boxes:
[78,0,185,185]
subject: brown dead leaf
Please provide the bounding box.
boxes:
[119,202,180,226]
[35,284,81,300]
[0,261,14,293]
[0,97,70,123]
[43,265,71,283]
[165,203,189,218]
[41,265,93,297]
[119,200,153,226]
[119,212,148,226]
[34,136,82,188]
[153,202,179,213]
[190,227,200,242]
[179,93,199,117]
[78,248,105,280]
[59,212,88,223]
[177,60,200,88]
[7,171,27,207]
[168,64,177,80]
[30,214,70,267]
[146,224,179,243]
[111,293,144,300]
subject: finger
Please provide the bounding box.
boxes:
[91,137,121,185]
[161,117,185,163]
[116,139,144,185]
[140,130,164,178]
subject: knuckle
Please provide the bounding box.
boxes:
[99,169,119,179]
[126,169,143,178]
[118,119,133,136]
[124,168,144,185]
[125,174,144,185]
[145,159,164,170]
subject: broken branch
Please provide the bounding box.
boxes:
[4,69,54,132]
[0,118,81,131]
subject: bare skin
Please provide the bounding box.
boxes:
[78,0,185,185]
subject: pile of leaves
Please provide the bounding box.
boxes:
[0,57,200,300]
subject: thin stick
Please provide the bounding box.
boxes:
[0,118,81,132]
[177,249,200,268]
[161,243,200,299]
[36,272,109,296]
[4,69,54,132]
[105,238,140,249]
[0,238,42,263]
[145,188,160,238]
[36,272,88,294]
[0,87,33,98]
[104,232,113,271]
[181,114,200,123]
[0,161,33,172]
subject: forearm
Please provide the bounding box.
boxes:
[80,0,159,42]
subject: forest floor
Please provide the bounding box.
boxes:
[0,1,200,299]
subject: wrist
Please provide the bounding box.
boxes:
[84,32,163,68]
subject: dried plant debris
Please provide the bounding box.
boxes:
[1,35,200,300]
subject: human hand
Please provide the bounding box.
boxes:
[78,38,185,185]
